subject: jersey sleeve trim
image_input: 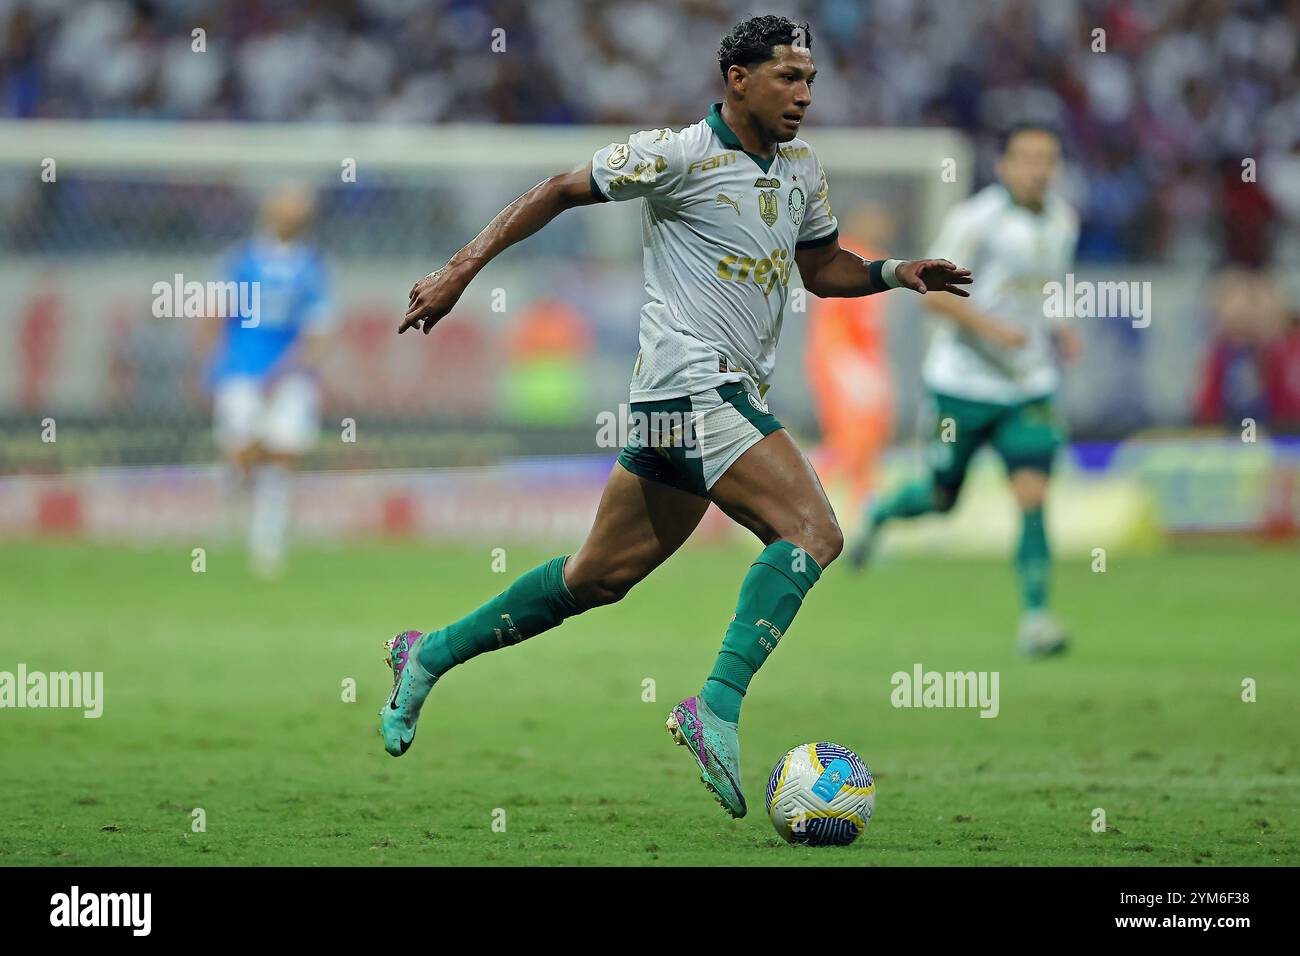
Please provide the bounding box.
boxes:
[589,171,609,203]
[795,226,839,251]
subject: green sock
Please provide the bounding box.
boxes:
[870,478,940,526]
[417,555,584,678]
[701,540,822,724]
[1016,509,1049,611]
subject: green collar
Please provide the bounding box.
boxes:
[706,102,776,174]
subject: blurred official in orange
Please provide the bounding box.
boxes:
[805,204,897,508]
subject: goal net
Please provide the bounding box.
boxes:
[0,119,972,475]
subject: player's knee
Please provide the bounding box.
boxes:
[1017,491,1046,513]
[818,520,845,568]
[788,514,842,569]
[1009,468,1049,511]
[1014,483,1047,512]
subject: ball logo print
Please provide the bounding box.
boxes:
[766,743,875,846]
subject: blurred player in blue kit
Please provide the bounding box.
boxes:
[198,186,334,577]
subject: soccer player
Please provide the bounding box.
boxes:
[385,16,971,818]
[846,125,1080,657]
[200,186,333,578]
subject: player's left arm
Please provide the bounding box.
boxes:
[793,157,970,298]
[796,239,972,298]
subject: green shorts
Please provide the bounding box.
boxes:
[925,391,1064,491]
[616,382,784,497]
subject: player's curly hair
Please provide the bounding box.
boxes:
[718,15,812,78]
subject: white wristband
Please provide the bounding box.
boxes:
[882,259,903,289]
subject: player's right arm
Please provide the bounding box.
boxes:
[922,202,1027,350]
[400,161,603,335]
[924,286,1027,350]
[402,128,682,335]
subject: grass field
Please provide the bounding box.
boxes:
[1,540,1296,866]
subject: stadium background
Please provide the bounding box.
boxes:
[0,0,1297,551]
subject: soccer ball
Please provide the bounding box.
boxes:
[766,742,875,846]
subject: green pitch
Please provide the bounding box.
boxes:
[0,541,1295,866]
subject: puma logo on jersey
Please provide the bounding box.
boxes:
[715,193,741,214]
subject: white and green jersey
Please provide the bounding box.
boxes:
[922,183,1078,404]
[591,103,838,404]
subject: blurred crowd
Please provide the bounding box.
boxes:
[1196,268,1300,429]
[2,0,1299,267]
